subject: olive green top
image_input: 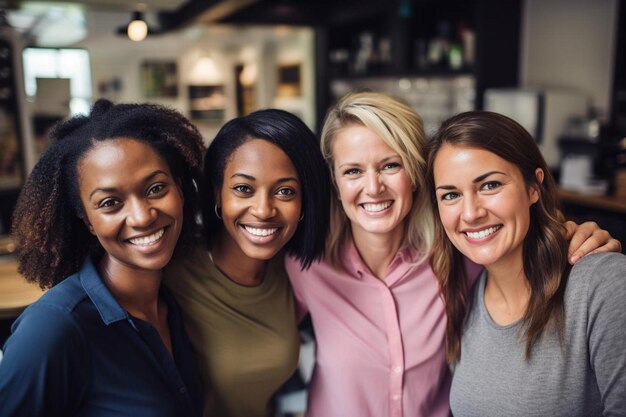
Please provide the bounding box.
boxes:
[163,245,299,417]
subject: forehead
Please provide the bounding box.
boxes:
[225,138,297,176]
[333,125,397,159]
[78,138,170,187]
[433,145,520,179]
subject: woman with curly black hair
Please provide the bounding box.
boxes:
[0,100,205,417]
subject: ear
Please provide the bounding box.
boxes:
[529,168,544,204]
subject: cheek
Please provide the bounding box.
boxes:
[437,204,459,234]
[336,178,358,201]
[284,198,303,227]
[220,193,244,217]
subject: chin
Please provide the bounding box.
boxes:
[242,247,282,261]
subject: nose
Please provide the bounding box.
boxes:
[126,198,157,228]
[461,194,486,223]
[250,193,276,219]
[365,170,384,196]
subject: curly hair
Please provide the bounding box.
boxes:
[11,99,206,289]
[427,110,570,362]
[203,109,330,269]
[320,92,434,268]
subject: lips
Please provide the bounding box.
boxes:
[464,225,501,240]
[361,201,392,212]
[127,228,166,246]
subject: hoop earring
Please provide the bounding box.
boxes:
[298,212,304,222]
[214,204,222,220]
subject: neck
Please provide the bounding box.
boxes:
[483,257,530,325]
[98,255,162,323]
[211,230,267,286]
[351,223,405,280]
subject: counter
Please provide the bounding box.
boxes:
[0,257,46,319]
[558,188,626,214]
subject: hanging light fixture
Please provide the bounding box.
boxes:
[127,11,148,41]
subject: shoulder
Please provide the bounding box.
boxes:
[28,272,88,315]
[285,255,338,283]
[163,244,212,284]
[566,252,626,306]
[568,252,626,288]
[3,279,89,369]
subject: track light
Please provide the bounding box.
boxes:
[127,11,148,41]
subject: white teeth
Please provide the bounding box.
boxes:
[362,201,392,212]
[244,226,278,237]
[129,228,165,246]
[466,226,500,240]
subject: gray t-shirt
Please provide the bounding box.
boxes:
[450,252,626,417]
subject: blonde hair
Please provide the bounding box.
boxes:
[320,92,434,267]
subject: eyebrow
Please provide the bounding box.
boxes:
[435,170,505,191]
[88,170,169,199]
[230,173,299,183]
[336,155,399,169]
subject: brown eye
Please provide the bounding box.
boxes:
[99,198,120,209]
[233,184,253,194]
[147,183,166,196]
[276,187,296,199]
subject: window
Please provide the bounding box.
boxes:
[22,48,91,115]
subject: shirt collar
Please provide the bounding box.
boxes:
[341,236,418,279]
[79,257,129,325]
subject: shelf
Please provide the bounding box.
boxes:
[329,68,474,81]
[558,188,626,214]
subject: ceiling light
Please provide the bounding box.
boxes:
[127,11,148,41]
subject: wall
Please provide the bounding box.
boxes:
[521,0,617,118]
[77,12,315,144]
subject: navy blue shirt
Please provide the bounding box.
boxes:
[0,258,203,417]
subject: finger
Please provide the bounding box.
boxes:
[563,220,577,240]
[567,221,598,257]
[569,230,613,264]
[591,238,622,255]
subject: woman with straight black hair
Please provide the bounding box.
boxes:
[163,108,330,417]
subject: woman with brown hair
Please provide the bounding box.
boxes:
[285,92,621,417]
[428,110,626,416]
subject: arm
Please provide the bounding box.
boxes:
[0,306,89,416]
[564,221,622,264]
[284,255,310,323]
[585,254,626,415]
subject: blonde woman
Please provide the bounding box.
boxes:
[285,92,621,417]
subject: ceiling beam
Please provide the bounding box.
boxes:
[157,0,261,31]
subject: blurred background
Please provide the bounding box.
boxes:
[0,1,625,414]
[4,0,623,251]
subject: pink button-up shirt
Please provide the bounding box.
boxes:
[286,238,481,417]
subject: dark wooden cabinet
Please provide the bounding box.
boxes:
[314,0,522,130]
[0,33,25,237]
[611,0,626,134]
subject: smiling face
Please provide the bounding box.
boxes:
[78,138,184,276]
[433,144,540,271]
[332,125,415,243]
[217,138,302,262]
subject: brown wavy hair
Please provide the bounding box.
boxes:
[427,111,570,362]
[11,100,206,289]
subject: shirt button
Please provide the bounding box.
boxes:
[179,387,187,395]
[393,394,401,401]
[393,366,402,373]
